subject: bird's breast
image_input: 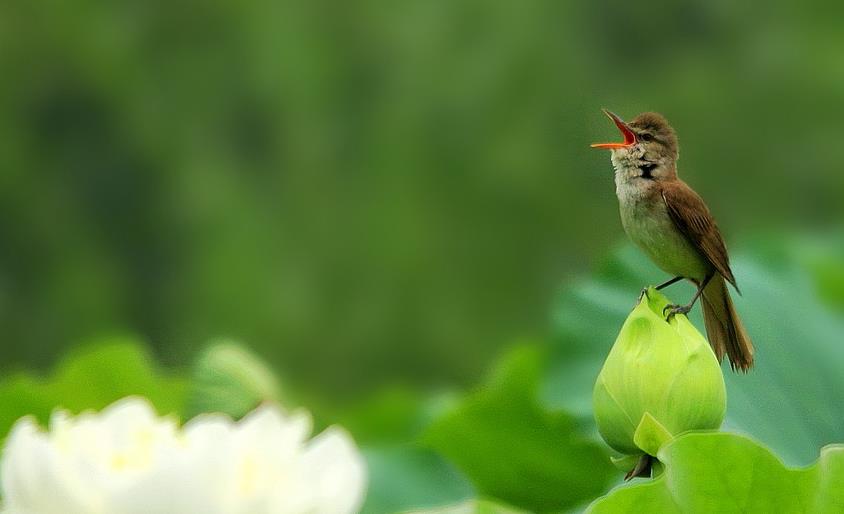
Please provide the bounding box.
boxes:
[617,183,710,280]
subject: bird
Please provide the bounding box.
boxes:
[591,109,754,371]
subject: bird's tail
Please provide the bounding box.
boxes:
[701,275,754,371]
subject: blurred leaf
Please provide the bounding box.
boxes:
[335,387,467,513]
[334,387,458,445]
[184,340,281,420]
[49,341,186,413]
[797,235,844,312]
[407,499,528,514]
[543,244,844,465]
[361,446,475,514]
[810,256,844,311]
[728,233,844,313]
[425,346,615,513]
[0,374,59,439]
[0,337,186,437]
[586,432,844,513]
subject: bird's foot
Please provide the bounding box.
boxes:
[663,303,692,320]
[624,454,653,481]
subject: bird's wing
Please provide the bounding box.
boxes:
[661,180,738,290]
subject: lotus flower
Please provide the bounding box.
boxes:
[1,397,366,514]
[593,287,726,476]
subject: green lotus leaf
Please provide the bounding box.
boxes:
[361,446,476,514]
[425,346,615,513]
[587,432,844,513]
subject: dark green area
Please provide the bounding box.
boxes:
[1,1,842,398]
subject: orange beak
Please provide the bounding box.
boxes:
[591,109,636,149]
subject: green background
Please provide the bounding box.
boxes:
[0,1,842,512]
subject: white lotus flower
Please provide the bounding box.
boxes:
[1,397,367,514]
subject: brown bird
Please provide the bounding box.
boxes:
[592,109,754,371]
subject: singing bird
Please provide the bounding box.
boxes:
[592,109,754,371]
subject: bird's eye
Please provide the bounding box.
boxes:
[639,133,654,142]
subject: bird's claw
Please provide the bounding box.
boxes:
[662,303,691,320]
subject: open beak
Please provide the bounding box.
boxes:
[591,109,636,149]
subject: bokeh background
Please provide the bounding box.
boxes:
[1,1,843,512]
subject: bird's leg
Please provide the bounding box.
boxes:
[655,276,683,291]
[663,273,714,320]
[637,276,683,304]
[624,454,653,481]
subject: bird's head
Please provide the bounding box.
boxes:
[592,110,679,171]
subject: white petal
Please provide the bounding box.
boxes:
[301,427,367,514]
[0,397,368,514]
[2,418,103,514]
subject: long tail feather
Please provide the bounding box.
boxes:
[701,275,754,371]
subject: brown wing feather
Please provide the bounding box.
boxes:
[661,181,738,291]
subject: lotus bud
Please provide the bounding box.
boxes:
[593,287,726,475]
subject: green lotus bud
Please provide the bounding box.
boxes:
[593,287,726,463]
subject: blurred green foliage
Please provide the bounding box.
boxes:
[425,347,613,512]
[1,0,843,398]
[184,340,282,419]
[0,338,186,438]
[362,447,475,514]
[0,238,841,512]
